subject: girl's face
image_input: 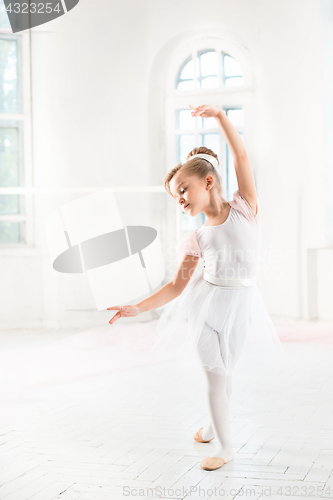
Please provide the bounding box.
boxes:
[169,172,212,216]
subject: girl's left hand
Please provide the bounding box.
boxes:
[189,104,221,118]
[107,304,141,324]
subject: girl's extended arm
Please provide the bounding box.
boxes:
[190,104,258,213]
[107,282,180,324]
[107,255,199,324]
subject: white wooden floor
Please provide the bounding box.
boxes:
[1,321,333,500]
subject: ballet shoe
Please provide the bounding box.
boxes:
[200,451,234,471]
[193,427,215,443]
[200,456,225,470]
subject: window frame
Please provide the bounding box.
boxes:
[0,26,33,250]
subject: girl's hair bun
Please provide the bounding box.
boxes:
[187,146,219,167]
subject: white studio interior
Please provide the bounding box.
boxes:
[0,0,333,498]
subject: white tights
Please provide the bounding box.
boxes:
[196,323,235,461]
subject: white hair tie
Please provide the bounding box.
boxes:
[188,153,219,170]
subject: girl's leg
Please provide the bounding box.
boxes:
[201,368,234,460]
[201,373,233,441]
[196,323,234,460]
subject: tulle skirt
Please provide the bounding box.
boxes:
[150,273,288,377]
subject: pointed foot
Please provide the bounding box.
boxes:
[200,456,226,470]
[193,427,215,443]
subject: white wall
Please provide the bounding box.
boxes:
[1,0,331,328]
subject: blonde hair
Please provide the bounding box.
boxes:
[164,146,223,199]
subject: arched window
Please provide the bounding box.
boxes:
[170,47,247,230]
[176,49,244,90]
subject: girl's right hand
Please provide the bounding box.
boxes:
[189,104,221,118]
[107,304,142,324]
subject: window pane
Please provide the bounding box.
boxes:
[202,117,218,129]
[0,1,10,28]
[177,134,195,163]
[177,57,199,89]
[180,58,194,80]
[226,109,244,128]
[224,55,242,76]
[177,109,194,130]
[0,123,19,185]
[200,51,218,77]
[0,38,19,113]
[0,221,25,244]
[177,80,195,90]
[0,194,20,214]
[181,209,197,231]
[201,76,219,89]
[225,77,244,87]
[200,133,220,158]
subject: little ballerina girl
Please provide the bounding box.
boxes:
[107,104,287,471]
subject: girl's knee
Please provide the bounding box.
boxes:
[205,370,228,388]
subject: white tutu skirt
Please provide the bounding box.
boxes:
[150,274,288,377]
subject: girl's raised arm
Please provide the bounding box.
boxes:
[190,104,257,214]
